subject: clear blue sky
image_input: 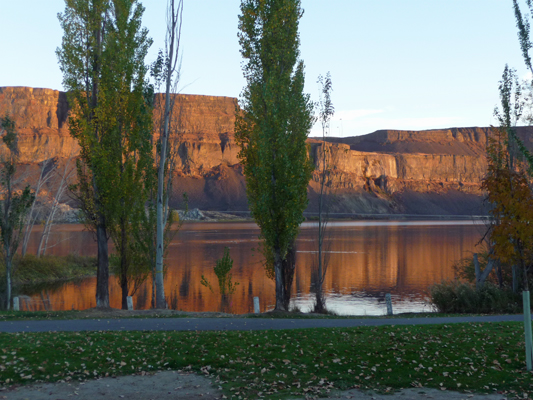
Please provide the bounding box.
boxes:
[0,0,528,137]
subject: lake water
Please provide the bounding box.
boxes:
[21,220,485,315]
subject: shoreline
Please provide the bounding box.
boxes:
[55,206,490,224]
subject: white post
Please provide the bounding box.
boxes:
[13,297,19,311]
[127,296,134,311]
[385,293,393,316]
[253,296,260,313]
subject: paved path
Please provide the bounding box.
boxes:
[0,314,527,333]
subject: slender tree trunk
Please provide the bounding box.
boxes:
[21,158,54,256]
[96,219,109,309]
[40,291,49,311]
[282,243,296,310]
[151,265,156,309]
[523,254,529,292]
[497,262,504,288]
[513,265,520,293]
[92,18,110,310]
[38,199,59,256]
[21,200,38,256]
[274,247,286,311]
[154,0,183,310]
[39,204,58,257]
[5,261,11,311]
[155,127,168,309]
[38,157,71,256]
[120,220,128,310]
[155,46,175,311]
[4,180,13,310]
[315,143,327,312]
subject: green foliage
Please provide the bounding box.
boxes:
[3,254,96,285]
[236,0,314,307]
[201,247,239,295]
[511,2,533,173]
[430,280,521,314]
[1,323,533,397]
[0,116,35,309]
[452,252,487,283]
[57,0,155,307]
[0,116,17,154]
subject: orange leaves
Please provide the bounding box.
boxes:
[483,127,533,269]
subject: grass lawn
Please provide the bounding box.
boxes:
[0,322,532,398]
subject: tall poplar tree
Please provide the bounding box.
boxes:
[103,0,154,310]
[57,0,153,309]
[236,0,314,311]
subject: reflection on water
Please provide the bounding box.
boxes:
[21,220,484,315]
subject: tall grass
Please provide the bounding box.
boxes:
[0,254,96,286]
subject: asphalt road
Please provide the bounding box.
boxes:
[0,314,527,333]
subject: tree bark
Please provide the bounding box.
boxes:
[155,109,168,309]
[474,253,495,290]
[154,0,180,309]
[38,157,71,256]
[513,265,520,292]
[120,219,129,310]
[5,259,11,311]
[282,243,296,310]
[274,247,286,311]
[95,220,109,309]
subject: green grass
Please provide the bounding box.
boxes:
[0,310,86,321]
[0,310,199,321]
[0,322,532,398]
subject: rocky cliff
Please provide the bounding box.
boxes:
[1,86,520,215]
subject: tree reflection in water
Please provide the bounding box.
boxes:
[18,221,482,315]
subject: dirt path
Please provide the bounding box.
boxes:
[1,371,508,400]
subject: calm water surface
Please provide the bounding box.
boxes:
[22,220,484,315]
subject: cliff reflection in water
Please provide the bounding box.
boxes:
[22,221,483,315]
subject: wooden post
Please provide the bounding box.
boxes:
[253,296,260,313]
[13,297,19,311]
[385,293,393,316]
[127,296,134,311]
[523,291,533,371]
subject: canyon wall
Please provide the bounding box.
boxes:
[1,86,516,215]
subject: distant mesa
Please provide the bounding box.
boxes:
[3,86,525,216]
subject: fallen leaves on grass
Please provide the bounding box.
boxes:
[0,323,532,399]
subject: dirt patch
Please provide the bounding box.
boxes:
[1,371,221,400]
[319,387,506,399]
[1,372,507,400]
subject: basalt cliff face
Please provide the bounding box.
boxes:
[2,86,524,215]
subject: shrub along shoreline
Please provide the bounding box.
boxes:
[8,254,96,286]
[0,322,531,399]
[0,254,96,305]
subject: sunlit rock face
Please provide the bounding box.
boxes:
[0,86,75,161]
[3,86,525,215]
[306,128,501,215]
